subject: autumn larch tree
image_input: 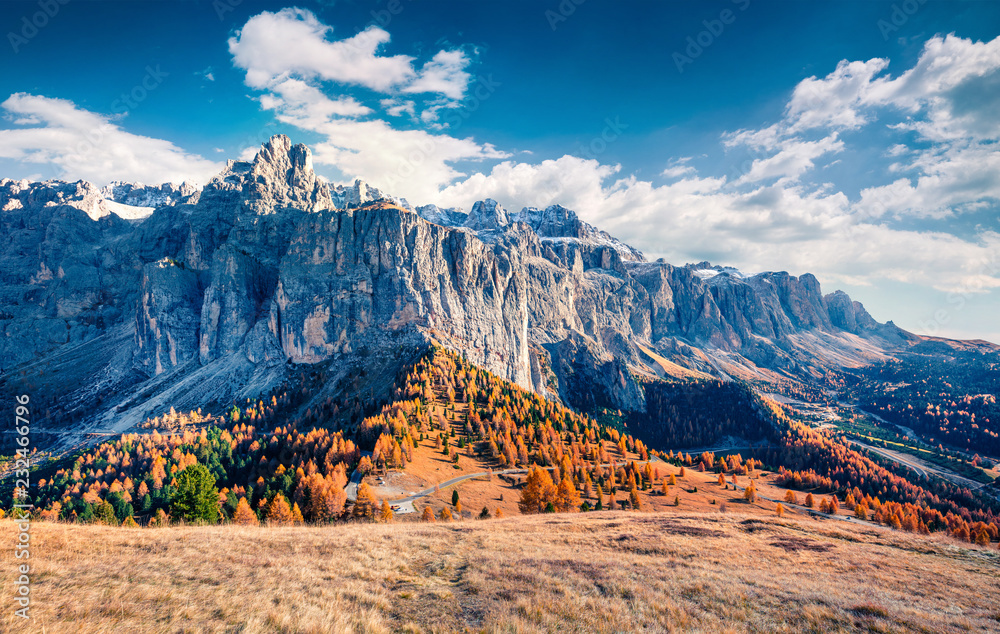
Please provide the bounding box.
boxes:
[439,506,453,521]
[353,482,380,520]
[784,490,797,504]
[266,493,295,526]
[776,503,785,518]
[421,506,435,522]
[379,500,394,523]
[629,486,641,511]
[556,477,582,513]
[232,497,258,525]
[518,465,557,514]
[805,493,815,508]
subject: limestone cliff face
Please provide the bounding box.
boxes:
[0,178,138,372]
[1,135,919,438]
[135,259,201,375]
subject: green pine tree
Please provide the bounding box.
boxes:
[170,464,220,523]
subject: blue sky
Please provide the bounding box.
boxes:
[1,0,999,343]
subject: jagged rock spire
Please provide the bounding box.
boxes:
[243,135,332,214]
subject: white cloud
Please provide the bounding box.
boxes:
[724,34,1000,219]
[259,78,372,126]
[304,117,508,205]
[856,143,1000,219]
[223,22,1000,296]
[229,9,415,93]
[0,93,222,186]
[785,58,890,133]
[735,134,844,185]
[402,50,471,101]
[381,98,416,118]
[438,156,621,212]
[661,157,694,179]
[229,8,471,100]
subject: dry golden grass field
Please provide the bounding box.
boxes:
[2,511,999,633]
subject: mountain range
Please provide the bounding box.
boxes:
[1,135,990,449]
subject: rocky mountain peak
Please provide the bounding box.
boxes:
[101,181,199,211]
[464,198,509,231]
[415,203,468,226]
[243,134,331,214]
[0,178,110,221]
[515,204,585,238]
[330,179,389,209]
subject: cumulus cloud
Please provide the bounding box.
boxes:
[229,8,473,101]
[661,157,695,179]
[0,93,222,185]
[723,34,1000,218]
[402,50,471,101]
[229,10,416,93]
[735,134,844,185]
